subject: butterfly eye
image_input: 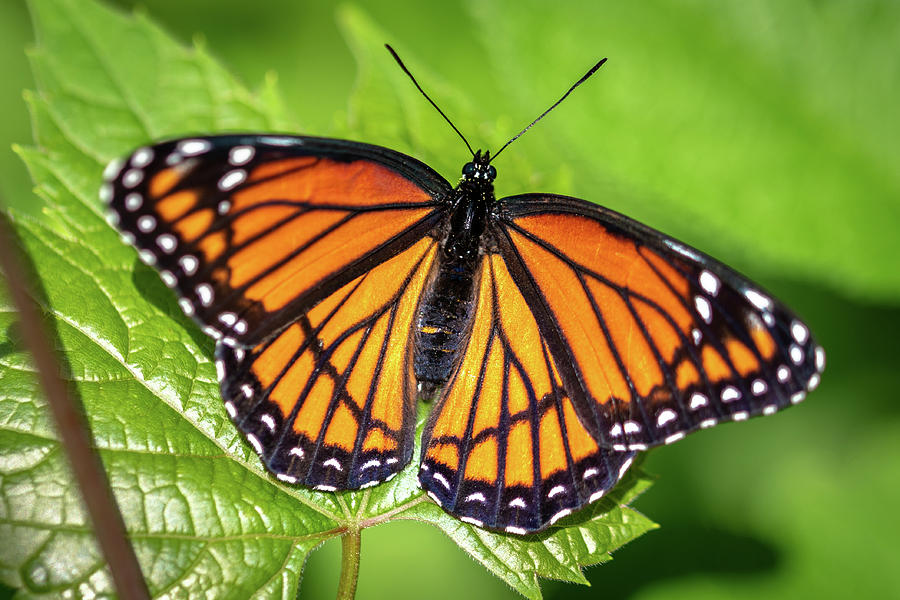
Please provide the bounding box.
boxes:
[462,162,475,177]
[487,165,497,180]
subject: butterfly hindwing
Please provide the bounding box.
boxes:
[493,194,825,451]
[217,237,439,489]
[102,135,449,346]
[419,253,637,533]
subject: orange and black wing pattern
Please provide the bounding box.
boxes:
[492,194,825,451]
[419,253,637,533]
[217,237,438,488]
[102,135,449,346]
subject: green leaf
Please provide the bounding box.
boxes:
[1,0,654,598]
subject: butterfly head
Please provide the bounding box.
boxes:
[462,150,497,183]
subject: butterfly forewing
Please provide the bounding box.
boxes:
[102,135,449,346]
[493,194,825,451]
[419,253,637,533]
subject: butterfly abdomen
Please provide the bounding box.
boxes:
[414,252,484,396]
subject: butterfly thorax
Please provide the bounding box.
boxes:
[414,151,495,397]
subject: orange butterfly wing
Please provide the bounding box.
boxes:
[104,136,449,346]
[492,194,825,451]
[217,237,438,488]
[419,253,637,533]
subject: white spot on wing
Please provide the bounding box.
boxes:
[224,401,236,418]
[777,365,790,382]
[218,169,246,191]
[196,283,213,306]
[807,373,821,390]
[694,296,712,323]
[433,472,450,489]
[123,169,143,188]
[791,321,809,344]
[623,420,641,435]
[505,526,528,535]
[229,145,255,165]
[589,489,607,502]
[721,386,741,402]
[137,215,156,232]
[745,289,773,311]
[461,516,484,527]
[508,497,527,509]
[751,379,768,396]
[157,234,177,253]
[465,492,486,503]
[548,485,566,498]
[732,411,749,421]
[815,346,826,372]
[700,418,718,429]
[178,298,195,316]
[699,270,720,296]
[549,508,572,525]
[103,158,124,180]
[360,459,381,471]
[241,384,253,398]
[178,139,212,156]
[657,409,677,427]
[289,447,304,458]
[618,457,634,479]
[609,423,622,437]
[219,312,237,327]
[664,432,685,444]
[246,434,263,455]
[215,359,225,382]
[131,147,153,168]
[322,458,343,471]
[179,255,199,275]
[260,414,276,432]
[276,473,298,484]
[160,270,176,287]
[790,345,804,365]
[689,392,708,410]
[763,404,778,415]
[99,184,113,203]
[583,467,599,480]
[124,193,142,211]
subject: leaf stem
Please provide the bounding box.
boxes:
[336,528,362,600]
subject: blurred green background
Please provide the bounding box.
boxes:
[2,1,898,598]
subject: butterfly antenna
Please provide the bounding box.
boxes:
[386,44,475,157]
[490,57,608,163]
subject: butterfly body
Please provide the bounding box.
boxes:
[103,134,824,534]
[415,150,495,396]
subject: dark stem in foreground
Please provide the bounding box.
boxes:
[0,214,150,599]
[336,528,362,600]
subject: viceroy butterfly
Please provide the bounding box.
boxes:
[100,49,824,534]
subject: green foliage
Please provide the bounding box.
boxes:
[0,0,656,597]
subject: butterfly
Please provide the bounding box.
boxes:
[100,53,824,535]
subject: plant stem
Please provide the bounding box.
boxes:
[336,528,361,600]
